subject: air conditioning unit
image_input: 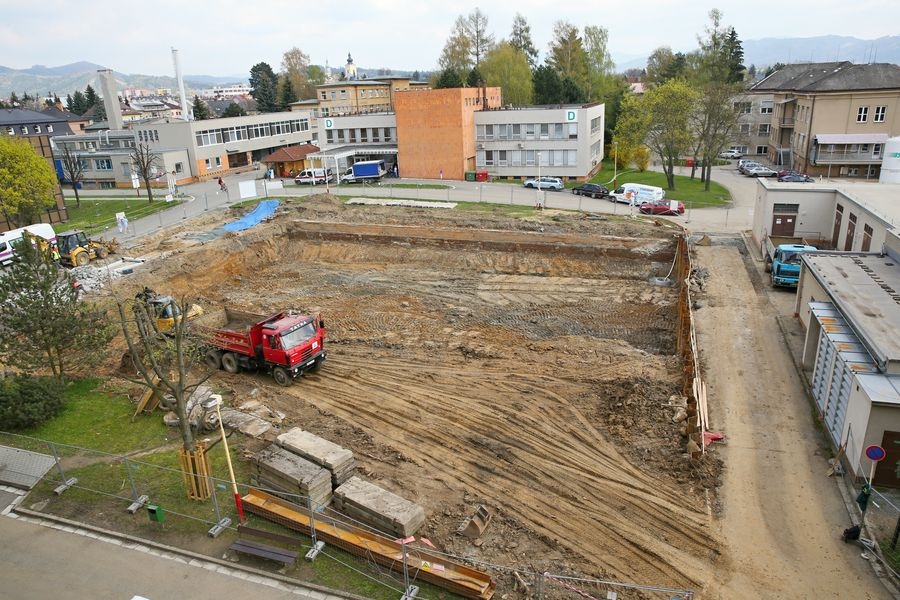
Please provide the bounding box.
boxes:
[518,143,525,149]
[477,143,485,149]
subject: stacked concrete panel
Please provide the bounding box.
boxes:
[276,428,357,487]
[333,476,426,537]
[250,444,332,508]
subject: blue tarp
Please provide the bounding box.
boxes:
[222,199,280,231]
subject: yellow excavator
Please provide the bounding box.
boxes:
[134,287,204,335]
[55,230,117,267]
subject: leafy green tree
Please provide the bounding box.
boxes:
[58,144,85,208]
[249,62,279,113]
[307,64,326,90]
[532,64,564,104]
[583,25,615,101]
[191,95,210,120]
[615,79,698,189]
[67,90,89,114]
[438,15,474,73]
[0,241,111,383]
[509,13,538,68]
[278,76,298,109]
[434,68,464,89]
[0,136,58,225]
[645,47,688,87]
[479,41,533,105]
[763,62,785,78]
[222,102,246,117]
[561,76,587,103]
[547,21,589,91]
[130,142,161,203]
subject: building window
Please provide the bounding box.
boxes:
[512,123,521,138]
[320,91,327,100]
[756,145,767,155]
[348,129,356,143]
[95,158,112,170]
[525,123,535,139]
[368,90,374,98]
[874,144,882,158]
[326,130,334,143]
[857,106,868,122]
[847,167,859,176]
[175,162,183,173]
[740,124,750,134]
[34,125,42,133]
[330,91,336,100]
[340,90,347,99]
[6,127,12,135]
[383,127,392,141]
[215,157,221,167]
[360,128,367,142]
[371,128,379,142]
[734,102,751,114]
[874,106,886,122]
[758,124,770,136]
[760,101,773,114]
[539,123,549,139]
[484,124,494,139]
[204,158,211,170]
[20,126,28,134]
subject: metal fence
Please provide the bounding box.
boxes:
[0,431,695,600]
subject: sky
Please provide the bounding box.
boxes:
[2,0,898,78]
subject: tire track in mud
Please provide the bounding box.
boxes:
[287,349,716,587]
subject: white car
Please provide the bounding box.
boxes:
[523,176,564,191]
[745,166,777,177]
[718,149,742,159]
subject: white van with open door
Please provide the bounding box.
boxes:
[610,183,665,205]
[0,223,56,267]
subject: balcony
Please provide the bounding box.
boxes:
[779,118,795,128]
[813,149,883,165]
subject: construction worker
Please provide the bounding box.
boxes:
[50,242,61,265]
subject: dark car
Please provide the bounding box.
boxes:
[778,173,814,183]
[571,183,609,199]
[639,199,685,216]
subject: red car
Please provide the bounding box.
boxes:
[639,199,685,216]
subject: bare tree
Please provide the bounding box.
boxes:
[58,145,85,208]
[465,7,495,67]
[129,142,160,203]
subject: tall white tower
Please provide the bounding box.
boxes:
[172,47,191,121]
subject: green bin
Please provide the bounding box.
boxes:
[147,504,164,522]
[465,171,476,182]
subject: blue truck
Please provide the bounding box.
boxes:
[340,160,386,184]
[764,236,817,288]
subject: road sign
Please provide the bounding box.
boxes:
[865,445,886,462]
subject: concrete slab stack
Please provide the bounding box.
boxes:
[333,476,426,537]
[276,428,357,487]
[250,444,332,508]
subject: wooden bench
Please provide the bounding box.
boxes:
[229,525,300,566]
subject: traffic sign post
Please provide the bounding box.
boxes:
[865,445,886,485]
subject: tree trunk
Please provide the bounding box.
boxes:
[144,179,154,203]
[71,183,81,208]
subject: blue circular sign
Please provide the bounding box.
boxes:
[865,445,886,461]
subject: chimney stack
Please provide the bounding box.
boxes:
[97,69,124,130]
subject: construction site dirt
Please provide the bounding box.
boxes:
[101,193,873,599]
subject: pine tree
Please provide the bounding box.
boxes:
[192,95,211,120]
[249,62,279,113]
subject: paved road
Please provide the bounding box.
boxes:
[75,164,760,252]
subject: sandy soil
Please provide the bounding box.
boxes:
[104,195,887,599]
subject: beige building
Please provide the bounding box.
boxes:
[316,78,430,117]
[729,93,774,158]
[750,62,900,178]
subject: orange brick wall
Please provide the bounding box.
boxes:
[395,87,501,180]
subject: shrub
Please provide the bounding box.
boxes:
[0,375,66,430]
[634,146,651,172]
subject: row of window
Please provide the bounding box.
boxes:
[7,124,54,135]
[476,122,578,141]
[320,88,390,101]
[739,124,771,135]
[857,106,887,123]
[138,130,160,143]
[77,158,113,171]
[729,146,769,155]
[734,101,773,115]
[321,104,392,116]
[476,149,577,168]
[324,127,396,144]
[193,119,309,147]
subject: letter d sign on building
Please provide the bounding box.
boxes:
[324,118,334,129]
[566,110,577,122]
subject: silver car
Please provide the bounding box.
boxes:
[745,166,777,177]
[523,176,564,190]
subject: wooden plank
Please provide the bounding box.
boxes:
[237,524,304,547]
[229,539,298,565]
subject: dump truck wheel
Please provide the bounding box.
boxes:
[97,246,109,259]
[272,367,292,387]
[764,260,772,273]
[221,352,239,373]
[205,350,222,370]
[75,252,89,266]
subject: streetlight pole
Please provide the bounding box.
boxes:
[536,151,542,209]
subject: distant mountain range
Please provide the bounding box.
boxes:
[2,35,899,99]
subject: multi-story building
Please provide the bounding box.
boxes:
[316,78,430,117]
[729,93,775,158]
[750,62,900,178]
[0,108,71,230]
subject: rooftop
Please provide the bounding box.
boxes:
[803,252,900,372]
[751,62,900,93]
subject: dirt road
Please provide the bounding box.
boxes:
[693,240,885,599]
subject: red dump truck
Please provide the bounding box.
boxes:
[200,308,326,386]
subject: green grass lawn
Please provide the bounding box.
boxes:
[62,197,183,236]
[588,163,731,208]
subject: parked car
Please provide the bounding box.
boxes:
[737,160,761,174]
[778,173,814,183]
[718,149,742,159]
[745,166,777,177]
[523,176,564,190]
[639,199,685,216]
[294,168,334,185]
[571,183,609,198]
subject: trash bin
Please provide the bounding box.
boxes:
[147,504,164,522]
[475,170,489,182]
[76,181,83,189]
[685,158,694,167]
[465,171,476,182]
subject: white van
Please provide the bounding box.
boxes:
[0,223,57,267]
[293,168,334,185]
[610,183,665,205]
